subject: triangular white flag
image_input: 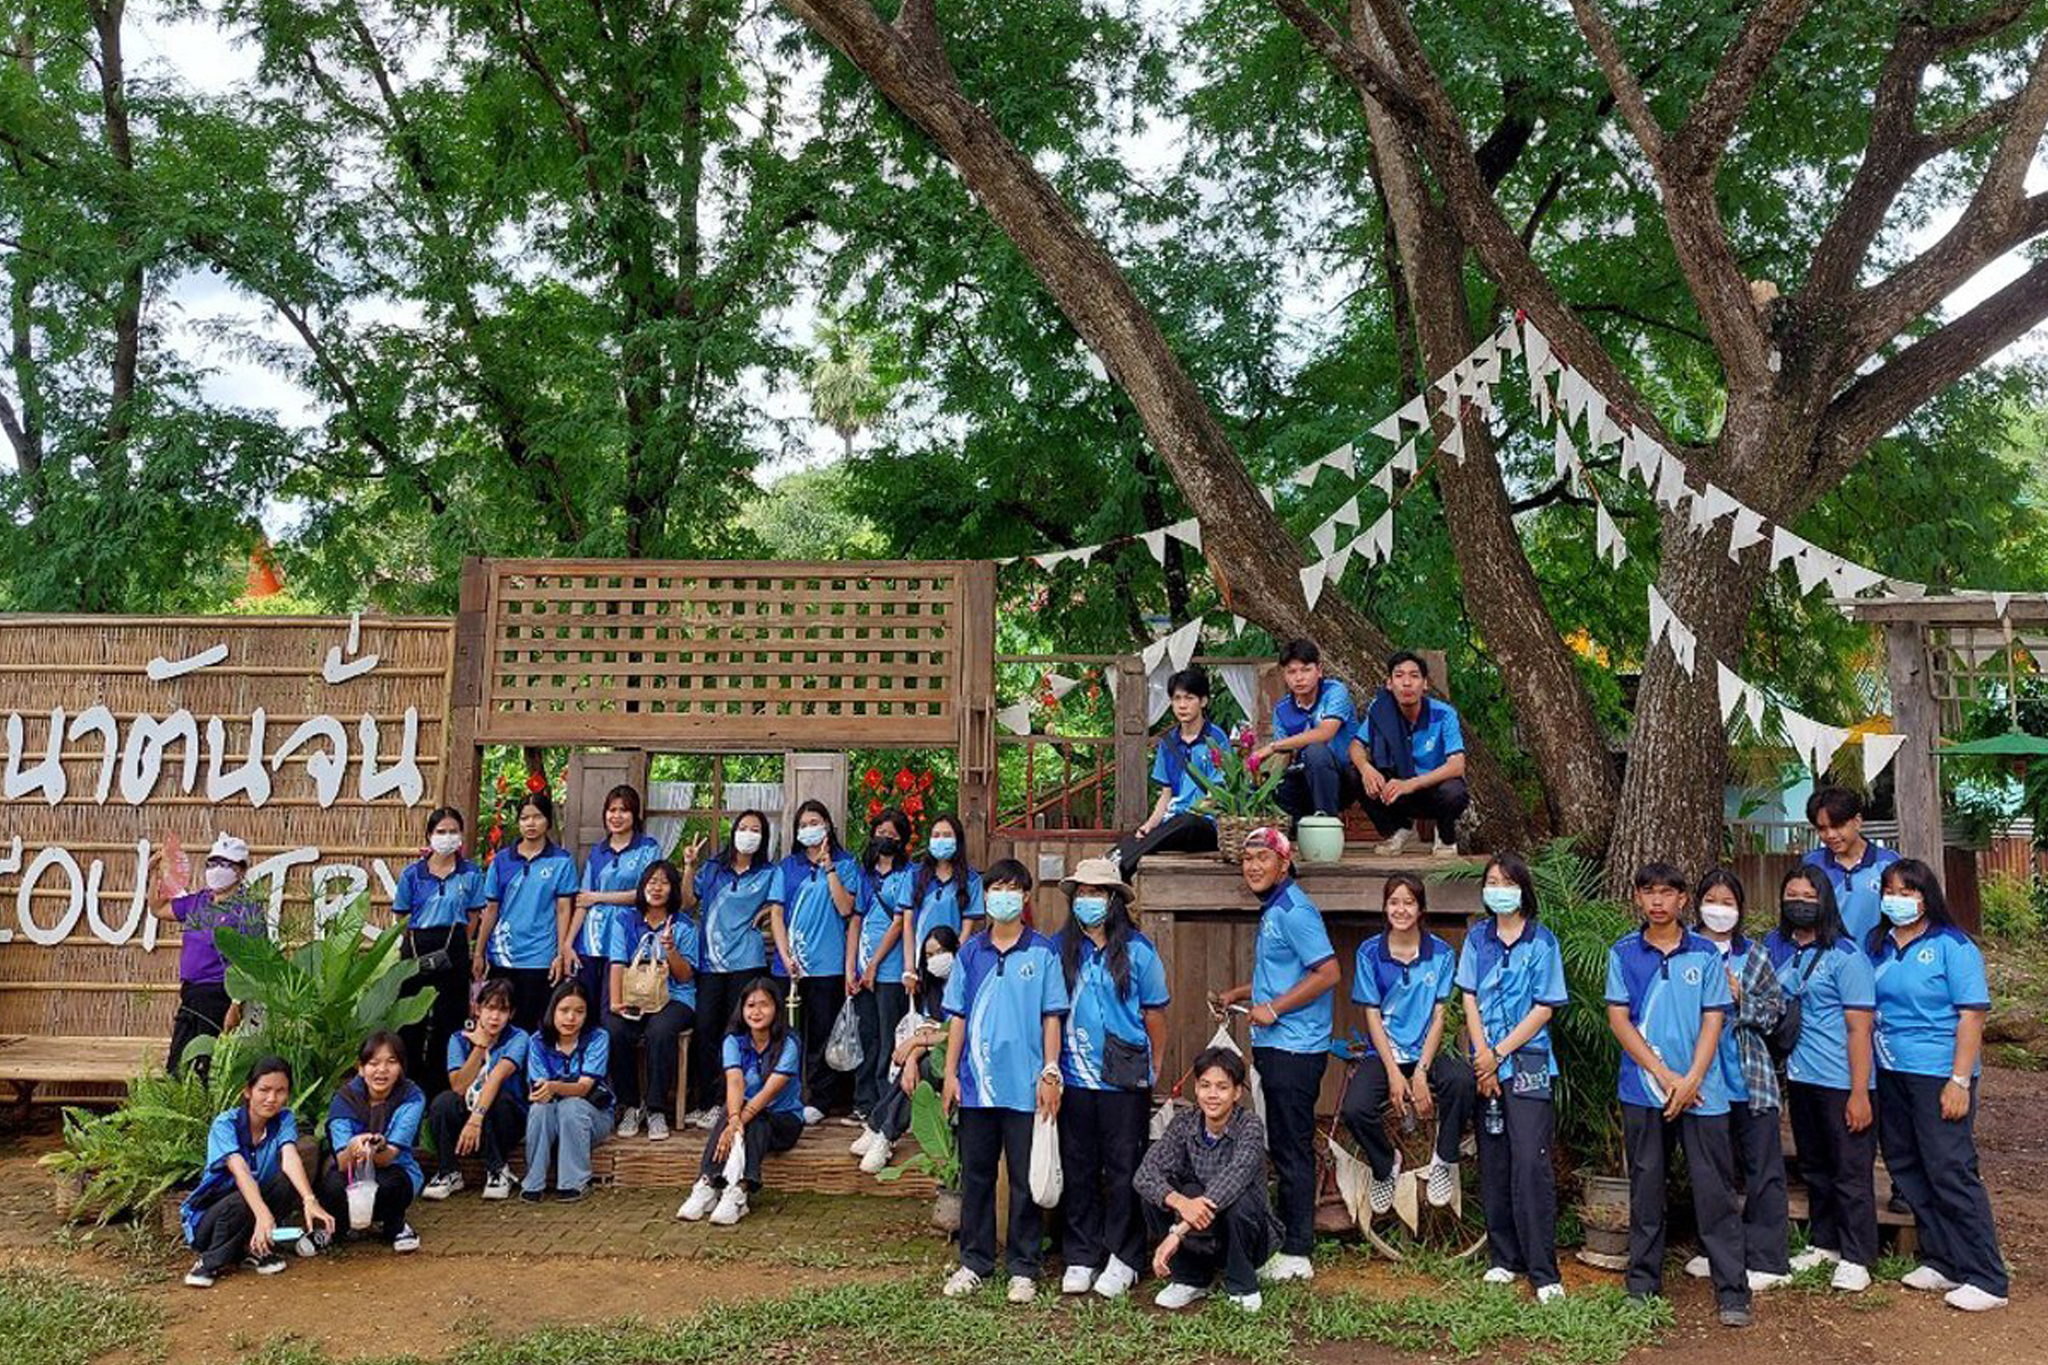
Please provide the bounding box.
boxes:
[1728,507,1766,561]
[1743,680,1767,733]
[1292,461,1323,488]
[1326,536,1356,582]
[1370,461,1396,495]
[1523,321,1553,376]
[1497,320,1522,356]
[1310,519,1339,557]
[1047,673,1082,700]
[1655,452,1690,511]
[1827,558,1885,597]
[1595,412,1624,449]
[1886,577,1928,599]
[1558,367,1589,427]
[1166,518,1202,550]
[1647,585,1673,647]
[1325,444,1357,479]
[1793,547,1833,596]
[1700,484,1739,526]
[1716,663,1747,724]
[1369,412,1402,443]
[1993,591,2013,618]
[1140,528,1168,564]
[1140,637,1169,673]
[1553,426,1578,480]
[1584,389,1608,446]
[1862,732,1909,786]
[1231,614,1248,638]
[1299,559,1329,611]
[1777,708,1817,768]
[1331,495,1361,528]
[1688,488,1717,534]
[1668,617,1698,675]
[1167,618,1203,671]
[1258,485,1277,508]
[1438,418,1466,462]
[1397,394,1427,429]
[1596,503,1626,566]
[1620,430,1650,486]
[1362,508,1394,564]
[996,701,1033,736]
[1390,438,1418,476]
[1103,669,1118,702]
[1811,722,1850,773]
[1769,525,1808,570]
[1474,350,1504,386]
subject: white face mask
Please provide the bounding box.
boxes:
[796,824,828,848]
[429,832,462,857]
[203,864,239,892]
[985,888,1025,922]
[925,950,955,980]
[1700,902,1741,935]
[733,829,762,855]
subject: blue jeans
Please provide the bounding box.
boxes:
[522,1096,612,1194]
[1274,741,1358,821]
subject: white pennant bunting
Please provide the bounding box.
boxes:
[1993,591,2013,618]
[1397,394,1427,430]
[1523,321,1554,376]
[1811,721,1851,773]
[1558,367,1589,427]
[1331,495,1361,528]
[1743,679,1767,732]
[1777,709,1817,769]
[1584,389,1608,446]
[1668,616,1698,675]
[1687,487,1717,534]
[1140,637,1169,673]
[1292,461,1324,488]
[1369,412,1403,443]
[996,701,1033,736]
[1497,320,1522,356]
[1595,413,1625,448]
[1390,439,1419,476]
[1310,519,1339,557]
[1828,558,1885,597]
[1139,528,1168,564]
[1166,518,1202,550]
[1716,663,1747,724]
[1793,546,1833,596]
[1655,451,1690,511]
[1166,618,1203,671]
[1647,586,1673,647]
[1047,673,1082,700]
[1370,461,1396,495]
[1701,484,1739,527]
[1595,503,1626,566]
[1769,525,1808,570]
[1728,507,1766,562]
[1325,444,1356,479]
[1360,507,1395,565]
[1299,559,1329,611]
[1438,417,1466,462]
[1620,430,1650,486]
[1230,615,1248,638]
[1553,426,1577,480]
[1862,732,1908,785]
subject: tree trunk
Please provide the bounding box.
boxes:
[87,0,141,493]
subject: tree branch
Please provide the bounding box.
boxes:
[1560,0,1665,166]
[1666,0,1816,176]
[1846,189,2048,366]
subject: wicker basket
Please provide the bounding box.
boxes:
[1215,815,1258,863]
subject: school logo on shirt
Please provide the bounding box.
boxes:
[1918,947,1936,965]
[1019,959,1038,980]
[1683,966,1702,985]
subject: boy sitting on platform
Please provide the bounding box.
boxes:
[1350,651,1467,857]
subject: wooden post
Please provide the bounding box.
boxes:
[784,752,850,837]
[1114,654,1149,832]
[1884,619,1943,870]
[443,558,488,829]
[565,750,651,858]
[956,561,999,864]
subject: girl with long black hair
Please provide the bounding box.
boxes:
[849,807,915,1121]
[604,858,697,1142]
[903,812,983,997]
[680,809,780,1122]
[770,799,860,1120]
[678,976,805,1226]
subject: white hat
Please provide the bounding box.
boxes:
[1060,856,1136,903]
[208,834,251,865]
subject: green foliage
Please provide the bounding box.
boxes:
[0,1266,164,1365]
[1186,727,1287,818]
[876,1080,959,1191]
[1980,874,2046,942]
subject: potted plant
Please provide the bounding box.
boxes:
[1188,727,1288,862]
[877,1080,963,1232]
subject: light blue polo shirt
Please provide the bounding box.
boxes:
[181,1106,298,1244]
[446,1024,530,1108]
[693,858,782,974]
[1152,722,1230,818]
[1872,925,1990,1078]
[911,865,985,953]
[1250,879,1336,1054]
[1056,931,1170,1089]
[579,834,664,958]
[1802,843,1900,942]
[857,863,915,981]
[771,850,861,978]
[1604,927,1734,1115]
[942,929,1070,1111]
[393,856,486,932]
[607,910,699,1009]
[1352,932,1456,1064]
[1401,697,1466,772]
[1272,677,1359,756]
[1772,936,1877,1091]
[1456,919,1569,1081]
[482,843,579,970]
[327,1077,427,1195]
[525,1027,612,1111]
[723,1032,804,1116]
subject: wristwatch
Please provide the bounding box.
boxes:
[1949,1074,1970,1089]
[1039,1065,1063,1085]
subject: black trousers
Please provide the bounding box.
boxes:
[1275,742,1361,822]
[426,1087,523,1177]
[1729,1100,1790,1275]
[958,1106,1042,1277]
[1877,1070,2008,1297]
[852,982,910,1115]
[699,1107,804,1189]
[605,1001,695,1114]
[690,970,752,1111]
[1360,777,1470,838]
[1787,1080,1877,1266]
[1057,1088,1150,1273]
[1477,1092,1560,1287]
[1339,1053,1475,1179]
[1110,812,1218,879]
[168,980,233,1076]
[399,926,468,1099]
[793,974,852,1113]
[315,1162,414,1241]
[190,1173,299,1272]
[1143,1184,1274,1296]
[573,951,609,1020]
[1253,1046,1327,1256]
[1622,1105,1748,1308]
[487,966,555,1034]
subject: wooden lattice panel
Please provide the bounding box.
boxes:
[478,562,973,746]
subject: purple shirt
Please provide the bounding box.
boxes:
[172,889,265,984]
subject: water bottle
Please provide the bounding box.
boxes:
[1483,1094,1505,1136]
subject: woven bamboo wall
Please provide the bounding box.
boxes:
[0,616,454,1036]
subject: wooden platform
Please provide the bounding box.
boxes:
[0,1034,159,1110]
[457,1120,939,1198]
[1134,851,1487,921]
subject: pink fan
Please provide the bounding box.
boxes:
[157,833,191,899]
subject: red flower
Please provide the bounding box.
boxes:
[488,824,503,846]
[525,771,547,793]
[905,792,925,815]
[867,798,884,819]
[863,767,883,791]
[895,767,914,791]
[918,772,933,791]
[495,773,509,794]
[1208,744,1228,770]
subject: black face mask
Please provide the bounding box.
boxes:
[871,835,903,860]
[1781,898,1821,929]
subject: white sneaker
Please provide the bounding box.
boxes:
[1789,1246,1839,1272]
[859,1137,893,1174]
[942,1267,983,1298]
[392,1224,420,1254]
[1092,1257,1137,1299]
[1902,1265,1961,1292]
[1225,1290,1263,1313]
[802,1105,825,1126]
[1685,1255,1711,1279]
[1747,1270,1791,1292]
[850,1129,877,1158]
[616,1106,643,1140]
[1831,1261,1871,1293]
[1368,1152,1401,1216]
[1061,1265,1097,1295]
[421,1172,463,1201]
[482,1169,515,1201]
[709,1185,749,1226]
[1374,829,1416,856]
[1536,1282,1566,1304]
[1006,1275,1036,1304]
[1431,836,1460,859]
[676,1179,718,1222]
[1423,1158,1457,1208]
[1945,1284,2009,1312]
[687,1107,719,1130]
[646,1113,670,1142]
[1482,1266,1516,1285]
[183,1261,216,1289]
[1154,1281,1208,1310]
[1258,1252,1314,1282]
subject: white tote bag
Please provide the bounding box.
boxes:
[721,1125,748,1187]
[1028,1113,1063,1208]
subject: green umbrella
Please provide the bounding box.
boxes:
[1942,729,2048,758]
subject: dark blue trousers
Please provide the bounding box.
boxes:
[1877,1069,2008,1297]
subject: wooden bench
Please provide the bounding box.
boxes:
[0,1034,161,1114]
[453,1117,938,1196]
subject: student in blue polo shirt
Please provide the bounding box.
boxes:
[849,807,915,1122]
[903,812,984,994]
[939,860,1069,1304]
[1604,863,1749,1326]
[569,784,663,1016]
[315,1031,427,1253]
[681,810,783,1122]
[1112,666,1228,876]
[1767,867,1879,1293]
[1339,874,1472,1216]
[1801,786,1900,942]
[424,979,528,1201]
[1256,639,1360,823]
[1351,651,1469,857]
[604,859,697,1143]
[1456,852,1566,1300]
[394,806,487,1099]
[521,978,612,1201]
[1870,859,2008,1312]
[770,800,861,1122]
[678,976,807,1226]
[1053,857,1170,1300]
[179,1056,334,1287]
[1215,825,1338,1284]
[472,791,579,1032]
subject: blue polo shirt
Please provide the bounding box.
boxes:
[579,834,664,958]
[1400,697,1466,772]
[482,843,579,970]
[1250,879,1336,1054]
[723,1032,804,1116]
[393,856,486,932]
[857,863,915,981]
[181,1105,299,1244]
[1352,932,1456,1064]
[1455,919,1568,1081]
[693,858,782,974]
[1872,925,1990,1078]
[1272,678,1359,756]
[1604,928,1733,1115]
[942,929,1070,1111]
[327,1077,427,1195]
[911,864,984,954]
[526,1028,612,1111]
[1055,931,1170,1089]
[1801,842,1900,942]
[446,1025,530,1108]
[1152,722,1230,818]
[607,910,699,1009]
[1769,935,1876,1091]
[771,850,861,979]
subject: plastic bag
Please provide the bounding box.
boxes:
[721,1124,748,1187]
[1029,1113,1063,1207]
[824,1001,865,1072]
[1148,1096,1183,1141]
